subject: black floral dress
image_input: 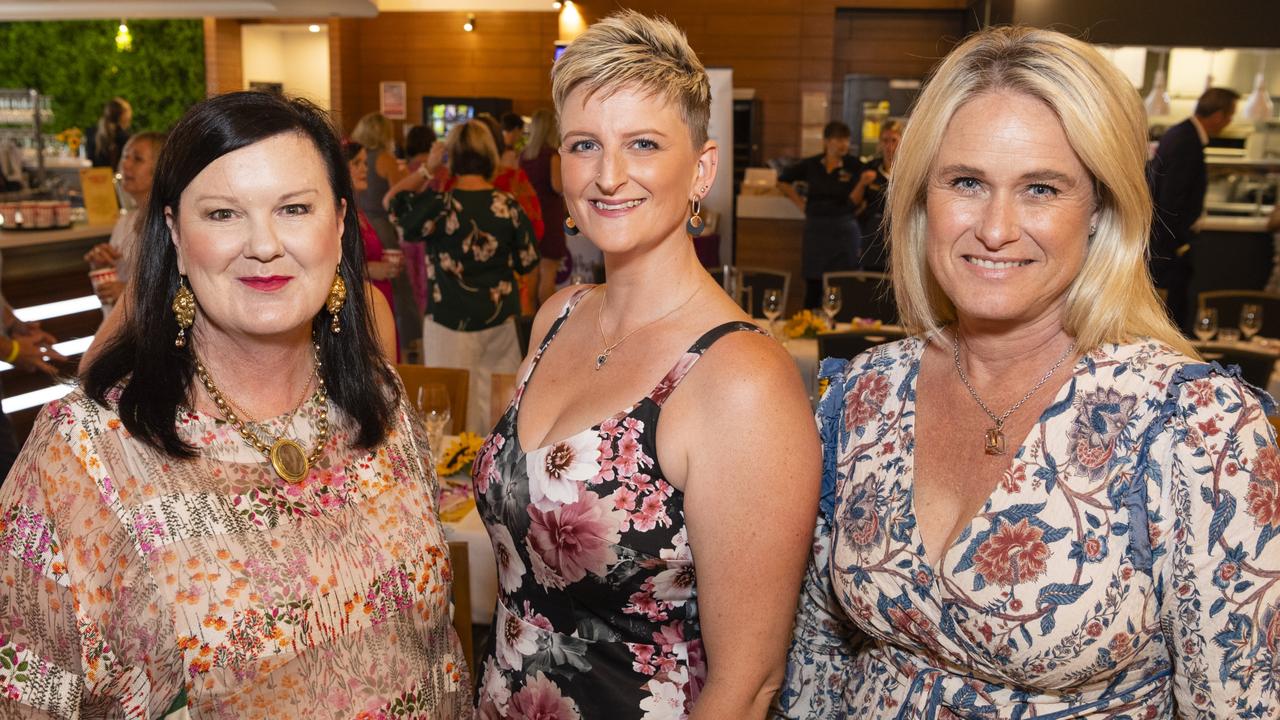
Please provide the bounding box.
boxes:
[471,286,764,718]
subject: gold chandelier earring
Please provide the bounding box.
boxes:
[326,266,347,334]
[172,276,196,348]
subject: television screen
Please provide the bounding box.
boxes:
[553,42,569,62]
[429,103,475,139]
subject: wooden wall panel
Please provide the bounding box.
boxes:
[202,18,243,96]
[832,9,967,86]
[330,1,837,160]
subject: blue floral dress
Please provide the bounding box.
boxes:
[777,337,1280,719]
[472,286,764,718]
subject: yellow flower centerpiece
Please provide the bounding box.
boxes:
[55,127,83,157]
[784,309,830,339]
[435,431,485,477]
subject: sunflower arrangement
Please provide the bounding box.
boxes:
[784,309,830,339]
[435,432,485,477]
[55,127,83,156]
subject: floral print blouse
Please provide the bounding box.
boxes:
[471,286,765,719]
[0,387,472,718]
[776,337,1280,719]
[390,188,539,332]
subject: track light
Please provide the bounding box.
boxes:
[463,14,476,32]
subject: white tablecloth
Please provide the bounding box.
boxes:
[442,498,498,626]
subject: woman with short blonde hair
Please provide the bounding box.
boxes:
[779,25,1277,719]
[470,10,819,719]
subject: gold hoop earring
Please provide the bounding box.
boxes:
[172,276,196,348]
[326,267,347,334]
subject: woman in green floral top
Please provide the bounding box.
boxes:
[387,120,540,433]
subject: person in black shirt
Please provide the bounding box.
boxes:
[778,121,864,308]
[852,119,901,272]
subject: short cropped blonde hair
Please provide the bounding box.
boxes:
[889,26,1194,357]
[351,112,394,153]
[552,10,711,147]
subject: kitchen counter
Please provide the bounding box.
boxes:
[0,223,115,250]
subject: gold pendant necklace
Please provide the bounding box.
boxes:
[951,331,1073,456]
[594,283,703,370]
[194,343,329,483]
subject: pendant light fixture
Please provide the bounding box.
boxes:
[115,19,133,52]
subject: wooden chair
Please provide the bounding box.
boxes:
[821,271,897,323]
[448,541,474,680]
[395,365,469,434]
[817,332,880,361]
[710,265,791,318]
[490,373,517,428]
[1197,290,1280,339]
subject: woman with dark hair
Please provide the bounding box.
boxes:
[0,91,472,718]
[385,119,540,435]
[402,124,439,314]
[86,96,132,169]
[777,120,865,308]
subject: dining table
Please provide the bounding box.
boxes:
[436,446,499,627]
[758,318,907,404]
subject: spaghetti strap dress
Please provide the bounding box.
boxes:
[471,285,764,718]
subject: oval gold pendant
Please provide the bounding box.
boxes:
[270,438,309,483]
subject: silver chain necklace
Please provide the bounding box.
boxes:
[951,331,1074,456]
[594,284,702,370]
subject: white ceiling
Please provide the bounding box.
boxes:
[0,0,562,19]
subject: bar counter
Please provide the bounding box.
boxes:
[0,223,112,442]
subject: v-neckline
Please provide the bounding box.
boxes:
[902,338,1082,575]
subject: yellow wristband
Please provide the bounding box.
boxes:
[4,338,20,364]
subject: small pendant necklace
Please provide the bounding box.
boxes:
[194,343,330,483]
[951,331,1074,456]
[594,283,703,370]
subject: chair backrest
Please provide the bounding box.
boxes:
[1198,290,1280,339]
[822,271,897,323]
[817,332,880,361]
[490,373,517,428]
[447,541,474,681]
[395,364,470,434]
[1208,346,1277,389]
[709,266,791,317]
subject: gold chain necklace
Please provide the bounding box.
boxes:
[951,331,1073,456]
[194,344,329,483]
[593,283,703,370]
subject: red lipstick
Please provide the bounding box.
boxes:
[239,275,291,292]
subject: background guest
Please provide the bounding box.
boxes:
[85,96,132,169]
[852,119,901,272]
[777,121,865,308]
[778,26,1277,719]
[344,140,403,355]
[0,261,64,482]
[469,12,819,718]
[386,119,539,435]
[2,90,471,717]
[351,111,420,356]
[84,131,167,317]
[1148,86,1239,330]
[519,108,568,307]
[402,124,439,316]
[499,111,524,168]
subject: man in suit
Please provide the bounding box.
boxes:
[1148,87,1239,330]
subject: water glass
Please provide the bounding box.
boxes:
[762,288,783,334]
[416,384,452,460]
[1194,307,1218,342]
[1239,303,1263,340]
[822,286,843,330]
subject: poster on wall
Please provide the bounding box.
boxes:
[380,81,407,120]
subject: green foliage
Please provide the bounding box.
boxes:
[0,19,205,135]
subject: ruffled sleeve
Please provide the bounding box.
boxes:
[1149,363,1280,719]
[774,357,865,719]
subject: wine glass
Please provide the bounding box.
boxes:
[762,288,783,336]
[1239,303,1263,340]
[416,384,452,460]
[1193,307,1218,342]
[822,286,843,330]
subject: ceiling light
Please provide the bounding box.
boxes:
[115,19,132,52]
[552,1,562,8]
[463,13,475,32]
[308,23,320,32]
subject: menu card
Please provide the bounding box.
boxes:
[79,167,119,226]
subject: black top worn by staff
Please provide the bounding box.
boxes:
[778,153,864,218]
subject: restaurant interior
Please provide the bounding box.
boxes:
[1,0,1278,663]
